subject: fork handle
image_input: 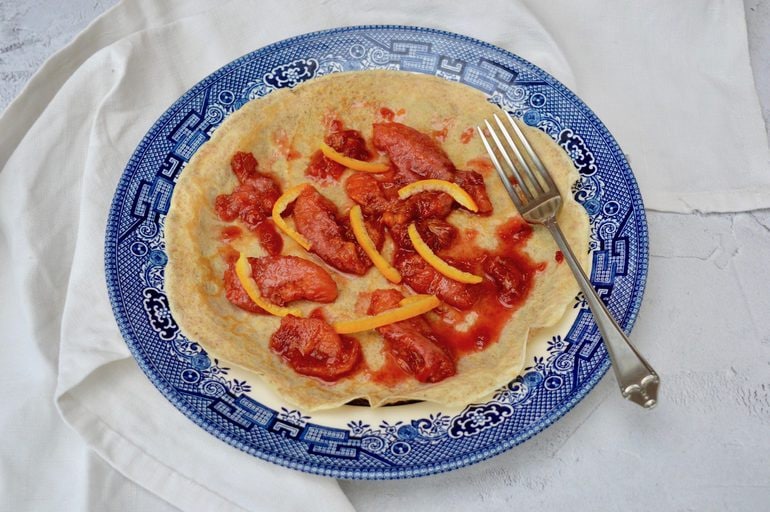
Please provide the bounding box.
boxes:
[545,220,659,409]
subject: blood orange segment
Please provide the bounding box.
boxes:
[234,252,302,317]
[407,223,483,284]
[349,205,401,283]
[271,184,312,250]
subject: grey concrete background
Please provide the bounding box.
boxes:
[1,1,769,511]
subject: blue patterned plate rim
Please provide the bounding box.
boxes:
[105,24,648,480]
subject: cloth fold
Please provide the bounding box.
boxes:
[0,0,767,510]
[523,0,770,213]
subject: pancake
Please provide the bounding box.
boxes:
[164,70,590,410]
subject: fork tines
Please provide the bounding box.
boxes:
[477,111,556,209]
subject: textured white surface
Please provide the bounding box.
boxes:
[745,0,770,146]
[0,0,117,110]
[1,1,769,511]
[344,210,770,510]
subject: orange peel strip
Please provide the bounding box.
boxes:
[319,141,390,173]
[407,223,483,284]
[349,205,401,284]
[333,294,440,334]
[272,184,312,250]
[234,253,302,317]
[398,179,479,212]
[399,295,427,306]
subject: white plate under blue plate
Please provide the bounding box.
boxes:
[105,25,648,479]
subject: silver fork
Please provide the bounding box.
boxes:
[478,112,659,409]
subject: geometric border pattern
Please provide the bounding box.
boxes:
[105,25,648,479]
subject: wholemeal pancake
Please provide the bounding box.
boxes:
[165,70,589,410]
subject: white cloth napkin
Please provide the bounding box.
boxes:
[0,0,767,510]
[0,1,570,510]
[525,0,770,213]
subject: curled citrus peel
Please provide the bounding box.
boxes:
[272,184,312,250]
[234,253,302,317]
[407,223,483,284]
[332,294,440,334]
[319,141,390,173]
[349,205,401,284]
[398,295,428,306]
[398,179,478,212]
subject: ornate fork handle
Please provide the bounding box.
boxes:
[479,111,659,409]
[546,219,659,408]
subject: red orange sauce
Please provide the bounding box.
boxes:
[427,219,546,356]
[305,120,373,184]
[379,107,395,122]
[465,157,494,176]
[367,219,545,386]
[220,225,242,243]
[213,119,547,385]
[371,352,410,386]
[306,150,346,182]
[378,107,405,122]
[431,127,448,142]
[460,127,474,144]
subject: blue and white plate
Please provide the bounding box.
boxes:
[105,26,647,479]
